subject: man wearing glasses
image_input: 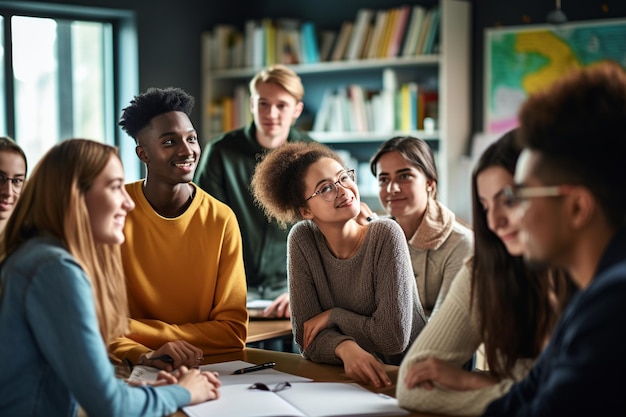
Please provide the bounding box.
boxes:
[483,63,626,415]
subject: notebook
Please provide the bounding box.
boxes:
[183,381,409,417]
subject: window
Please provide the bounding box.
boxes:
[0,2,139,178]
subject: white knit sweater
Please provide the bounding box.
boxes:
[396,258,535,416]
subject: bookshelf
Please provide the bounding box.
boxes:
[200,0,471,219]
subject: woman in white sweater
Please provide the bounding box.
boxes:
[395,129,574,415]
[251,141,426,388]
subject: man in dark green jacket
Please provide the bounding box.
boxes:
[195,65,313,324]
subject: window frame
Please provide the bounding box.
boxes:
[0,1,139,180]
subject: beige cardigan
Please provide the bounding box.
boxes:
[407,198,473,317]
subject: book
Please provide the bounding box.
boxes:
[401,6,425,57]
[386,5,411,58]
[422,6,440,54]
[414,7,433,55]
[262,18,276,65]
[318,30,337,62]
[243,19,257,68]
[366,9,388,59]
[183,382,409,417]
[312,89,334,132]
[378,7,397,58]
[276,18,302,65]
[345,8,374,61]
[331,21,353,61]
[252,25,265,68]
[300,21,320,64]
[213,24,237,69]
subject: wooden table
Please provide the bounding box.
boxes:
[246,317,293,344]
[170,348,454,417]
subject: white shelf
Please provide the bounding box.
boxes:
[209,55,440,79]
[308,130,439,144]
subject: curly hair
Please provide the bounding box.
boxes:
[118,87,195,142]
[517,61,626,228]
[251,142,343,228]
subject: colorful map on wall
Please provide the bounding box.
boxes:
[485,19,626,134]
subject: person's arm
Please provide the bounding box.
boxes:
[27,257,190,417]
[396,263,524,416]
[328,221,426,355]
[483,276,626,416]
[287,223,353,364]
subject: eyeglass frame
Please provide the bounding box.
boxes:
[248,381,292,392]
[304,169,356,202]
[0,171,25,193]
[502,184,572,208]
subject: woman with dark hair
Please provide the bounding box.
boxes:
[395,129,573,415]
[251,141,426,388]
[370,136,473,317]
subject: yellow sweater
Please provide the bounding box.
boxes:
[109,181,248,364]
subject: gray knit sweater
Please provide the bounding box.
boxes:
[287,218,426,366]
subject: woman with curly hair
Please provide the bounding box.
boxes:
[251,141,426,388]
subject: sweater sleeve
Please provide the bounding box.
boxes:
[396,261,520,416]
[25,256,190,417]
[287,222,353,364]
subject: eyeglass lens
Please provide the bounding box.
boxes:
[319,170,356,202]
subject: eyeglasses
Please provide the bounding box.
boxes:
[248,381,292,392]
[502,184,572,216]
[305,169,356,202]
[0,171,25,193]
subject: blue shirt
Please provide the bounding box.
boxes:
[483,228,626,416]
[0,236,190,417]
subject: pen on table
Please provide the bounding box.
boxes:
[231,362,276,375]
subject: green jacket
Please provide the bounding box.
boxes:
[194,123,314,299]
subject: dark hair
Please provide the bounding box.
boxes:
[517,62,626,228]
[369,136,438,199]
[251,142,344,228]
[0,136,27,176]
[471,128,573,378]
[118,87,195,142]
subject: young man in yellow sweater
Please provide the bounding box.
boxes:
[109,87,248,370]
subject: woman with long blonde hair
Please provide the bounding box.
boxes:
[0,139,220,417]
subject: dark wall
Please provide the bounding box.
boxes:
[20,0,626,137]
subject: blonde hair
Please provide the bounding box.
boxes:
[249,64,304,102]
[1,138,129,344]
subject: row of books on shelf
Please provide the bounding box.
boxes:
[206,71,439,135]
[312,83,438,134]
[205,4,440,70]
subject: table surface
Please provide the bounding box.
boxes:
[170,347,455,417]
[246,317,293,343]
